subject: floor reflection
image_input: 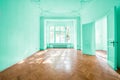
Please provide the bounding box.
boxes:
[1,49,120,80]
[41,49,77,73]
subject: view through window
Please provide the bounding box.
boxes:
[49,26,71,43]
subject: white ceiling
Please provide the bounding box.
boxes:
[31,0,94,16]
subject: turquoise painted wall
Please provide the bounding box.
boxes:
[76,17,81,50]
[40,16,46,50]
[73,17,81,50]
[82,22,95,55]
[80,0,120,24]
[0,0,40,71]
[95,17,107,51]
[117,6,120,68]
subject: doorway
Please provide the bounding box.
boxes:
[95,7,120,70]
[95,16,107,60]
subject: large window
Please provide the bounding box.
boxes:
[49,26,71,43]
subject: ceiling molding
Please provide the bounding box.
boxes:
[31,0,94,16]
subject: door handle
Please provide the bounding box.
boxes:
[110,41,118,43]
[110,41,118,46]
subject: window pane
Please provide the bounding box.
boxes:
[50,26,54,32]
[56,32,65,43]
[50,32,54,43]
[60,32,65,43]
[49,26,72,43]
[56,32,61,43]
[56,26,61,31]
[61,27,65,31]
[66,26,71,43]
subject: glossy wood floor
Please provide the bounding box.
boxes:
[0,49,120,80]
[96,50,107,60]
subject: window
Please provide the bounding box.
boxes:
[49,26,71,43]
[50,26,54,43]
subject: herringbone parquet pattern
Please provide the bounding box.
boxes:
[0,49,120,80]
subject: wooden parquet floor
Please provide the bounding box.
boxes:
[96,50,107,59]
[0,49,120,80]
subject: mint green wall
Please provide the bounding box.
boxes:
[76,17,81,50]
[73,17,81,50]
[40,16,46,50]
[82,22,95,55]
[0,0,40,71]
[95,17,107,51]
[80,0,120,24]
[117,6,120,68]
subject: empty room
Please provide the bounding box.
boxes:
[0,0,120,80]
